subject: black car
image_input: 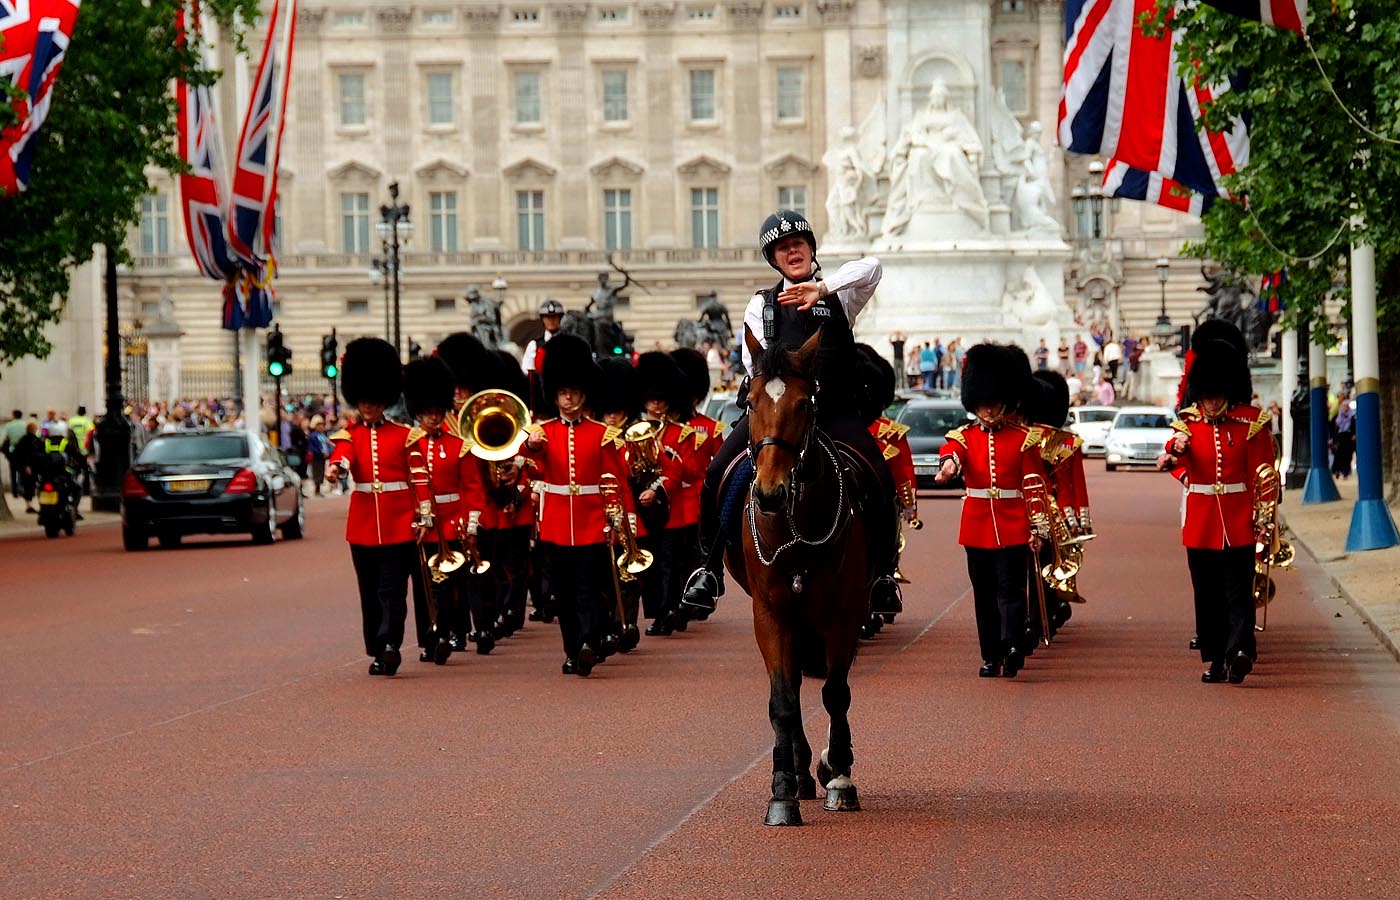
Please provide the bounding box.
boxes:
[121,430,305,550]
[895,398,973,492]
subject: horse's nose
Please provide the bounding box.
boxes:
[753,482,786,513]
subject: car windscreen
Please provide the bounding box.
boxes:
[138,434,249,464]
[1114,413,1170,429]
[1078,410,1118,423]
[898,406,970,437]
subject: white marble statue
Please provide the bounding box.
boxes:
[1001,265,1061,346]
[882,78,989,238]
[823,126,876,241]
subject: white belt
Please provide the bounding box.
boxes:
[540,483,601,496]
[1187,482,1247,495]
[434,493,460,503]
[352,481,409,493]
[965,488,1022,500]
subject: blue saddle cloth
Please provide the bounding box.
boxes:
[718,456,755,538]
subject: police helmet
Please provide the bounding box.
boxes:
[758,210,817,271]
[539,298,565,317]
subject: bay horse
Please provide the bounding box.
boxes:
[726,327,869,826]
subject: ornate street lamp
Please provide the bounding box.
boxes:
[1151,256,1177,348]
[377,181,412,357]
[1088,159,1105,240]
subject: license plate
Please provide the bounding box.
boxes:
[167,479,211,493]
[915,465,937,475]
[38,490,58,505]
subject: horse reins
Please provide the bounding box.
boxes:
[746,429,849,568]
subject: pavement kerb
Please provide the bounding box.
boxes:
[1281,515,1400,665]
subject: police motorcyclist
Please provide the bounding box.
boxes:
[679,209,901,616]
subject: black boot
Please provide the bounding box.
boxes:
[679,567,723,616]
[869,576,903,616]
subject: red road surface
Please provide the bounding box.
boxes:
[2,467,1399,899]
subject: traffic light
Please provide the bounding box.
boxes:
[408,338,422,360]
[267,325,293,378]
[321,331,339,379]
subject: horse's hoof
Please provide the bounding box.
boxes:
[764,799,803,826]
[796,773,817,801]
[823,777,861,812]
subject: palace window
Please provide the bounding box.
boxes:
[776,66,803,122]
[777,186,806,217]
[346,298,370,315]
[516,190,545,250]
[514,71,542,124]
[774,4,802,18]
[139,194,169,256]
[603,189,632,251]
[339,73,366,127]
[426,72,454,126]
[690,187,719,249]
[341,193,370,253]
[999,60,1028,114]
[689,69,716,122]
[602,70,629,122]
[429,191,458,252]
[434,297,457,313]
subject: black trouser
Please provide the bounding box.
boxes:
[1186,545,1256,664]
[698,412,897,575]
[639,533,668,620]
[349,542,415,656]
[542,542,611,659]
[668,523,700,609]
[966,545,1029,662]
[6,453,19,497]
[493,525,532,630]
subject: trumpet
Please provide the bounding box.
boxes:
[1252,463,1292,626]
[600,473,652,579]
[409,448,469,584]
[458,519,490,576]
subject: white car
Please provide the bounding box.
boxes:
[1103,406,1175,471]
[1065,405,1119,458]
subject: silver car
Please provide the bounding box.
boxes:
[1103,406,1175,471]
[1066,405,1119,458]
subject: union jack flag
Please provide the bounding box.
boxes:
[1102,158,1213,215]
[0,0,81,195]
[176,3,236,280]
[1060,0,1249,213]
[1200,0,1306,33]
[227,0,295,267]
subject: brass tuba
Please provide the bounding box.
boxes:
[623,420,664,478]
[1022,473,1080,590]
[463,389,531,463]
[1252,463,1292,624]
[600,473,652,579]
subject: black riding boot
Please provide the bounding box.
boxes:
[680,418,751,616]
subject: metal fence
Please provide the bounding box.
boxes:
[179,363,336,405]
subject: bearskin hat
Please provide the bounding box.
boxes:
[635,351,688,413]
[489,349,531,400]
[341,338,403,408]
[403,357,455,419]
[434,332,496,393]
[595,356,640,419]
[1186,337,1252,406]
[960,343,1031,415]
[671,346,711,408]
[1026,370,1071,428]
[854,343,896,425]
[540,333,600,399]
[1190,317,1249,355]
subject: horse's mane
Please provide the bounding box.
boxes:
[755,342,809,381]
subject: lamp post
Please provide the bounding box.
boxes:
[1151,257,1176,350]
[1088,160,1105,240]
[377,181,412,358]
[92,246,131,513]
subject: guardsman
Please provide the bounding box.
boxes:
[325,338,416,677]
[595,356,646,651]
[520,334,636,677]
[669,347,725,623]
[435,332,504,650]
[933,344,1048,678]
[858,344,915,625]
[481,349,538,638]
[1156,327,1275,685]
[1022,370,1091,640]
[632,351,693,636]
[404,357,492,663]
[680,209,898,618]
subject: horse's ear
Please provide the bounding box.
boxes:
[743,325,764,374]
[792,329,822,373]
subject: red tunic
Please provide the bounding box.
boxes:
[1037,427,1090,523]
[328,419,417,546]
[521,417,635,547]
[407,429,487,542]
[660,419,704,530]
[1167,404,1276,550]
[614,420,684,538]
[679,413,723,528]
[939,422,1048,549]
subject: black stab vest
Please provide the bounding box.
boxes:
[759,277,859,416]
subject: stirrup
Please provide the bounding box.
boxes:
[869,576,903,616]
[680,568,722,613]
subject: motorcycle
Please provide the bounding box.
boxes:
[36,450,78,539]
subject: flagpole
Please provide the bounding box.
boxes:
[1302,336,1340,503]
[1279,326,1297,478]
[1345,231,1399,549]
[229,14,260,432]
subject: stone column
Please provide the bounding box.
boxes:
[642,3,677,248]
[377,8,414,181]
[727,2,765,240]
[554,3,591,249]
[292,8,327,251]
[465,5,503,248]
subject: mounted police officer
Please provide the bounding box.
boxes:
[679,209,899,618]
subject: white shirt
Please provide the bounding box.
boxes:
[521,329,558,374]
[740,256,882,376]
